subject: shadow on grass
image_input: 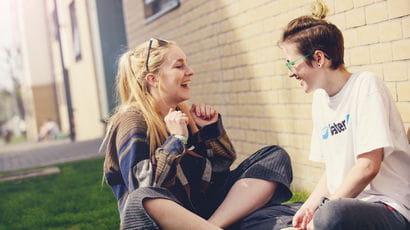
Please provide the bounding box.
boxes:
[0,158,119,230]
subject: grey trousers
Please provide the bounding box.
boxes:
[313,198,410,230]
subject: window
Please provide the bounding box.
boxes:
[69,1,82,62]
[143,0,180,24]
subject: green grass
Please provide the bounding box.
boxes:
[286,190,309,204]
[0,157,309,230]
[0,158,119,230]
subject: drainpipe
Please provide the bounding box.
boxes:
[53,0,75,141]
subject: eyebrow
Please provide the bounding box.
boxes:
[173,58,186,64]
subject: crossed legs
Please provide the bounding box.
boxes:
[143,178,277,230]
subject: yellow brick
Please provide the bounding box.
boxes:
[329,13,346,30]
[349,46,370,65]
[370,43,392,63]
[265,132,279,145]
[259,91,279,104]
[383,61,408,81]
[346,8,366,28]
[354,0,374,7]
[335,0,354,13]
[252,63,275,78]
[396,103,410,123]
[379,20,402,42]
[276,133,291,146]
[231,79,250,92]
[397,82,410,101]
[365,2,388,24]
[357,24,379,45]
[250,78,272,91]
[289,88,307,103]
[404,16,410,38]
[343,29,357,48]
[234,66,253,79]
[271,76,284,89]
[293,120,312,134]
[385,82,398,101]
[255,131,268,144]
[392,39,410,61]
[388,0,410,19]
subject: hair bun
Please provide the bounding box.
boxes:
[311,0,329,19]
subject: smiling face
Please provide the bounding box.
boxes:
[157,45,194,105]
[282,42,321,93]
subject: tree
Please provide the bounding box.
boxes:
[1,47,25,120]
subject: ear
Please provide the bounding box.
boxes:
[313,50,327,67]
[145,73,158,88]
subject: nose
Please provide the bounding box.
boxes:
[186,65,194,76]
[288,72,297,78]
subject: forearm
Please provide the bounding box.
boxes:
[330,149,382,199]
[154,135,186,187]
[189,117,236,161]
[302,173,330,211]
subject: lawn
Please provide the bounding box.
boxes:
[0,157,308,230]
[0,158,119,230]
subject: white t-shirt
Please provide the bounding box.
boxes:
[310,71,410,221]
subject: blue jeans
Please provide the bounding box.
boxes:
[313,198,409,230]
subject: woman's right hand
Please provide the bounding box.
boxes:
[164,108,189,137]
[292,207,314,230]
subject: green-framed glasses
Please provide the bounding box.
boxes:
[286,54,311,74]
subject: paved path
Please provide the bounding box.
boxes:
[0,138,103,172]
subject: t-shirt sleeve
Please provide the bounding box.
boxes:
[355,75,394,158]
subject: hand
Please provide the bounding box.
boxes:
[164,108,189,137]
[293,207,314,230]
[306,219,314,230]
[189,104,218,127]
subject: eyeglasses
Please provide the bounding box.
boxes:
[145,38,168,72]
[286,54,311,74]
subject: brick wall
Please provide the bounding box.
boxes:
[122,0,410,192]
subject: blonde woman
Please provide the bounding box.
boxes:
[280,1,410,229]
[103,38,296,230]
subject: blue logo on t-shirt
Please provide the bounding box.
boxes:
[321,114,350,140]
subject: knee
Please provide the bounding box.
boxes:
[142,198,163,217]
[271,145,291,165]
[313,199,351,230]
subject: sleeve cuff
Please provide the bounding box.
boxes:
[198,114,224,139]
[160,135,186,156]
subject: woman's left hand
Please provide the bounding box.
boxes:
[190,104,218,127]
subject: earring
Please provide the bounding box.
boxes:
[318,63,321,67]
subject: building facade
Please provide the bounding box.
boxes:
[121,0,410,192]
[16,0,127,142]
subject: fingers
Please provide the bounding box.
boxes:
[301,208,313,230]
[292,210,303,228]
[190,104,217,120]
[307,220,315,230]
[165,110,188,124]
[165,108,189,137]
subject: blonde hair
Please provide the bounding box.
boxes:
[103,39,176,157]
[311,0,329,19]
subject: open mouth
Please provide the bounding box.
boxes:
[181,81,190,88]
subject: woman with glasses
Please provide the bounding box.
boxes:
[279,1,410,230]
[103,38,297,229]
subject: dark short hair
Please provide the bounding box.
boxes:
[280,16,344,69]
